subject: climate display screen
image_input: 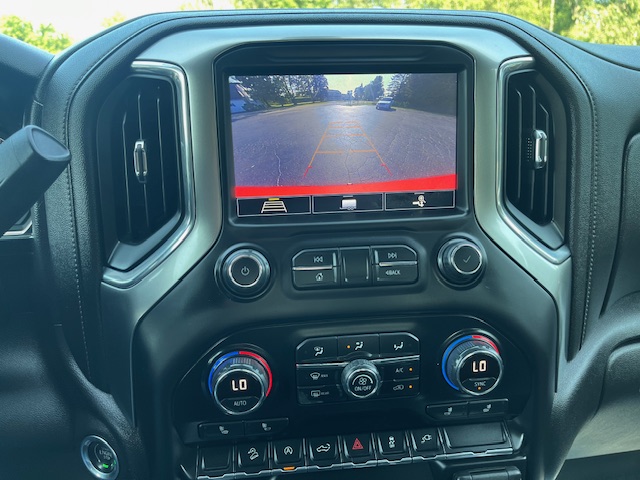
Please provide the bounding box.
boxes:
[228,72,458,217]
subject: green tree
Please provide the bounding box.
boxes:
[568,0,640,45]
[102,12,127,29]
[0,15,72,53]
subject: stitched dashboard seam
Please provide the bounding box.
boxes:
[62,164,92,380]
[581,79,599,347]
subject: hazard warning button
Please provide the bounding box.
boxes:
[343,434,374,463]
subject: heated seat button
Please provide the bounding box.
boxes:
[308,437,339,466]
[376,431,408,459]
[343,434,375,463]
[340,248,371,286]
[198,421,244,440]
[237,442,268,473]
[273,439,304,468]
[379,333,420,357]
[245,418,289,436]
[468,399,509,417]
[426,402,468,420]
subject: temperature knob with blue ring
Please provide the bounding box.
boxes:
[208,351,273,415]
[442,335,503,396]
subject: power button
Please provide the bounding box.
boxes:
[220,249,271,298]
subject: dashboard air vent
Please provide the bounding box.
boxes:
[504,70,566,249]
[98,75,184,272]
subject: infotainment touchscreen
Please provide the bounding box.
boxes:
[228,73,458,217]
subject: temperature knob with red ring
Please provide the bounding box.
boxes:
[208,351,273,415]
[442,335,503,396]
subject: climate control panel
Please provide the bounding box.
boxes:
[296,333,420,404]
[172,316,531,449]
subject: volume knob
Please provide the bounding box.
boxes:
[208,351,273,415]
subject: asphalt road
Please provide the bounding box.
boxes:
[231,102,456,187]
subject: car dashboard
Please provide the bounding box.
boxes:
[2,9,640,480]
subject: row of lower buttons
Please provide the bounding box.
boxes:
[198,424,511,479]
[292,245,418,289]
[199,419,289,441]
[426,399,509,420]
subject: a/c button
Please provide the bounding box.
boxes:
[375,264,418,284]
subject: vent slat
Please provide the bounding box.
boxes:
[505,71,554,227]
[109,77,182,247]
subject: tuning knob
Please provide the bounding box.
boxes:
[208,351,273,415]
[442,335,503,396]
[437,238,484,285]
[341,359,381,399]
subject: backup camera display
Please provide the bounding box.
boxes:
[229,72,458,216]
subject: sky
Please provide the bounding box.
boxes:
[3,0,232,42]
[325,74,395,95]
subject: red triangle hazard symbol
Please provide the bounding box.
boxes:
[352,438,364,451]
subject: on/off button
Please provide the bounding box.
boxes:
[220,249,271,298]
[230,256,261,287]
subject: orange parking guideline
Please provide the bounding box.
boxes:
[303,120,392,178]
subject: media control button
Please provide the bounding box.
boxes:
[379,333,420,357]
[379,358,420,380]
[308,437,339,466]
[375,264,418,284]
[297,385,342,404]
[199,421,244,440]
[380,379,419,397]
[343,434,374,462]
[376,431,408,459]
[372,245,418,264]
[340,248,371,286]
[273,439,304,468]
[293,249,338,268]
[426,402,468,420]
[237,442,268,473]
[337,334,379,359]
[410,429,440,453]
[296,337,338,363]
[293,268,339,289]
[245,418,289,436]
[468,399,509,417]
[296,365,342,387]
[199,446,233,474]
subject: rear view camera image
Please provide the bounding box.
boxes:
[228,72,458,214]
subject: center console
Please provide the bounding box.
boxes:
[118,24,562,480]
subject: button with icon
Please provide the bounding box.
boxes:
[343,434,375,463]
[198,421,244,440]
[237,442,268,473]
[410,428,440,453]
[245,418,289,436]
[292,267,339,289]
[379,333,420,357]
[468,399,509,417]
[426,402,468,420]
[273,439,304,468]
[376,431,408,459]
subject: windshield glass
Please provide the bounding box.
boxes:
[2,0,639,51]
